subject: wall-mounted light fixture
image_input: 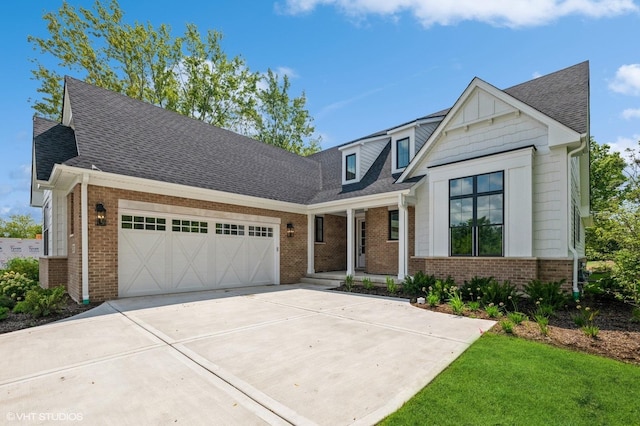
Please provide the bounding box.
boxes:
[96,203,107,226]
[286,222,294,238]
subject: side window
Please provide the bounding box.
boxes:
[396,138,410,169]
[345,154,356,181]
[315,216,324,243]
[389,210,399,240]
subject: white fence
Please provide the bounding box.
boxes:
[0,238,42,269]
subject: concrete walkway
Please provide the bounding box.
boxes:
[0,284,495,425]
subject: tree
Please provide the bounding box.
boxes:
[585,140,628,260]
[255,69,320,155]
[0,215,42,239]
[28,0,319,155]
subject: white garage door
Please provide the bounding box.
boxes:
[118,212,278,297]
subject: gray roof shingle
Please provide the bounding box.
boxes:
[33,116,78,181]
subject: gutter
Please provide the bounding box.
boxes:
[567,137,587,300]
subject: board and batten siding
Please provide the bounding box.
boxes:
[42,189,68,257]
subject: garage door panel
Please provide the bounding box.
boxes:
[247,238,275,284]
[171,233,210,291]
[118,231,167,297]
[215,236,248,287]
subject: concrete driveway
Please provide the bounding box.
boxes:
[0,284,494,425]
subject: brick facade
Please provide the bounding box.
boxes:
[54,184,308,303]
[409,257,576,291]
[39,257,68,290]
[314,214,347,272]
[364,206,415,275]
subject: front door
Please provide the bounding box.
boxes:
[357,218,366,268]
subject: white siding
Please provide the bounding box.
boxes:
[532,149,567,258]
[415,122,439,153]
[360,139,388,177]
[47,189,68,256]
[42,190,53,256]
[414,180,429,256]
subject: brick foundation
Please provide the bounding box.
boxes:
[39,257,68,291]
[409,257,576,291]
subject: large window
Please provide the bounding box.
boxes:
[449,171,503,256]
[396,138,410,169]
[345,154,356,181]
[389,210,399,240]
[315,216,324,243]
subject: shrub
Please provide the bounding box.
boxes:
[468,301,480,312]
[386,276,398,294]
[0,272,38,302]
[524,280,568,311]
[500,320,514,334]
[0,306,8,320]
[581,325,599,338]
[485,303,502,318]
[481,279,517,307]
[404,271,436,296]
[460,276,494,302]
[13,286,67,318]
[448,288,465,315]
[344,274,354,292]
[534,314,550,336]
[362,277,373,290]
[427,292,440,307]
[507,311,528,325]
[0,294,15,310]
[3,257,39,282]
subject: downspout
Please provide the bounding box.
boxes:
[567,138,587,300]
[81,174,90,304]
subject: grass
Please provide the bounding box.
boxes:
[381,334,640,425]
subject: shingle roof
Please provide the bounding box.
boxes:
[63,76,322,204]
[504,61,589,134]
[34,63,588,206]
[33,116,78,181]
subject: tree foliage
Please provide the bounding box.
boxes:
[29,0,319,154]
[0,215,42,239]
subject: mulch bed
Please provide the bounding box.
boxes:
[0,298,98,335]
[332,285,640,365]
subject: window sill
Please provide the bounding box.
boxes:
[387,240,398,243]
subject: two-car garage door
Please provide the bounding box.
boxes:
[118,209,279,297]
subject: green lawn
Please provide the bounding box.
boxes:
[381,334,640,425]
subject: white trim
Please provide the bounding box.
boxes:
[307,213,315,274]
[338,134,389,151]
[346,209,354,276]
[307,190,411,214]
[387,116,443,134]
[46,165,308,214]
[118,200,281,225]
[81,174,89,303]
[398,194,408,280]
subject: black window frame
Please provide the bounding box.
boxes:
[388,210,399,241]
[345,153,356,181]
[449,171,504,257]
[396,137,410,169]
[315,216,324,243]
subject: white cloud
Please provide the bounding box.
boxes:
[622,108,640,119]
[532,71,543,79]
[275,66,299,79]
[279,0,638,28]
[610,64,640,95]
[608,135,640,157]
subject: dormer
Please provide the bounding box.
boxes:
[390,117,443,174]
[339,135,389,185]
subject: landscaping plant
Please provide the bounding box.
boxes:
[13,286,66,318]
[344,274,354,292]
[447,288,465,315]
[507,311,528,325]
[362,277,373,290]
[0,306,8,321]
[0,272,38,302]
[386,276,398,294]
[524,279,568,311]
[500,319,514,334]
[2,257,39,282]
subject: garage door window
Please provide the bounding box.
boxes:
[172,219,208,233]
[121,215,166,231]
[215,223,245,236]
[248,225,273,237]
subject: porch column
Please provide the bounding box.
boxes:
[307,213,315,274]
[398,195,408,280]
[346,208,355,276]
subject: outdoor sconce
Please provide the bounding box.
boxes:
[286,223,294,237]
[96,203,107,226]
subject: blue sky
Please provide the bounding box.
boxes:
[1,0,639,221]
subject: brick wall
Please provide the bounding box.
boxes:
[364,206,415,275]
[409,257,575,291]
[39,257,68,290]
[66,184,308,303]
[314,214,347,272]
